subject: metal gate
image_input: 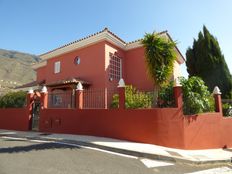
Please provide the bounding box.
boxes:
[32,99,40,131]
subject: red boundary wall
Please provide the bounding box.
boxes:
[39,108,185,148]
[0,108,30,131]
[0,88,232,150]
[38,108,232,150]
[183,113,232,149]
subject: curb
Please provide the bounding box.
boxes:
[0,133,231,165]
[56,139,232,165]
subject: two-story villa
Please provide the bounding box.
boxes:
[33,28,184,89]
[26,28,184,108]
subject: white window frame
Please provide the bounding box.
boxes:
[54,61,61,74]
[109,53,122,80]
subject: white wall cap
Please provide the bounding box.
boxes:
[41,86,48,93]
[28,88,34,94]
[76,82,83,90]
[213,86,222,95]
[118,78,125,87]
[174,78,182,87]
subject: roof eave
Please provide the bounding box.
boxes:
[36,29,185,68]
[39,30,126,60]
[31,61,47,70]
[165,32,185,64]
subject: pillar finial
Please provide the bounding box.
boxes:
[174,78,182,87]
[76,82,83,90]
[28,88,34,94]
[213,86,221,95]
[41,86,47,93]
[118,78,125,87]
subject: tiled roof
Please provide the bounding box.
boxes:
[40,28,168,57]
[15,80,45,89]
[105,28,126,44]
[46,77,91,87]
[39,28,126,57]
[38,28,184,62]
[127,30,168,44]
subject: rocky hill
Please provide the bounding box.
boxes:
[0,49,41,94]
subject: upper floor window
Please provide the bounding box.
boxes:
[109,53,122,80]
[74,56,81,65]
[54,61,61,74]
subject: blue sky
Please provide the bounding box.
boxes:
[0,0,231,77]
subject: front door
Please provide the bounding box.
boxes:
[32,99,40,131]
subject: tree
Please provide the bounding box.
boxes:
[141,32,177,87]
[186,26,232,99]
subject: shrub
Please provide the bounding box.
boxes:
[223,103,232,117]
[0,91,27,108]
[158,81,175,107]
[157,76,215,114]
[111,85,154,109]
[179,76,215,115]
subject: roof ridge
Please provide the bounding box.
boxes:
[39,29,169,57]
[126,30,168,45]
[39,28,126,57]
[39,28,106,57]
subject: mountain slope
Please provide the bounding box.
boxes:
[0,49,41,92]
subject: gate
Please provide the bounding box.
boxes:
[32,98,40,131]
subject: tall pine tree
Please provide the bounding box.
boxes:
[186,26,232,98]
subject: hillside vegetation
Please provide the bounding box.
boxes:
[0,49,40,94]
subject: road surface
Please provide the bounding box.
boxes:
[0,137,231,174]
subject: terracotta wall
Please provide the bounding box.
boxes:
[0,108,30,131]
[37,41,106,88]
[221,118,232,148]
[36,41,181,91]
[104,41,125,89]
[39,108,185,148]
[183,113,222,149]
[36,66,46,82]
[183,113,232,149]
[1,106,231,150]
[124,47,154,91]
[124,47,181,90]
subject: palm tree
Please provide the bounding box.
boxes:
[141,32,176,87]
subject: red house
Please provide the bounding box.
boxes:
[31,28,185,108]
[3,28,232,150]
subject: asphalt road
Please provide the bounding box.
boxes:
[0,137,231,174]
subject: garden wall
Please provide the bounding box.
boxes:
[39,107,232,150]
[39,108,185,149]
[0,108,31,131]
[1,87,232,150]
[221,118,232,148]
[183,113,232,149]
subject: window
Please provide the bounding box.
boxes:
[54,61,61,74]
[74,56,81,65]
[52,95,62,106]
[109,53,122,80]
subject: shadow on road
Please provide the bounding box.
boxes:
[223,148,232,152]
[0,141,80,154]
